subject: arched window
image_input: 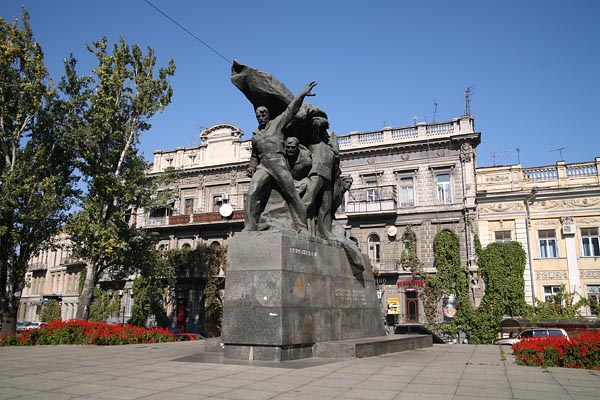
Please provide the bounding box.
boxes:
[158,243,169,252]
[367,234,381,264]
[181,243,192,249]
[210,241,221,248]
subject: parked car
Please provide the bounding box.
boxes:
[174,333,205,341]
[16,321,45,332]
[493,328,569,345]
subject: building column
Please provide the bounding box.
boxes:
[564,233,581,302]
[516,218,535,305]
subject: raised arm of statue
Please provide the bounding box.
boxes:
[280,81,317,126]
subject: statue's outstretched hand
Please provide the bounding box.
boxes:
[302,81,317,97]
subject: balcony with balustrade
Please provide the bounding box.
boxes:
[476,157,600,193]
[337,116,475,152]
[345,185,397,214]
[28,262,47,272]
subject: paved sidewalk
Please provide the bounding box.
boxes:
[0,342,599,399]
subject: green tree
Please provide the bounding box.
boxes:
[526,284,586,321]
[66,37,175,320]
[40,299,62,322]
[0,9,79,334]
[128,249,174,328]
[89,288,122,322]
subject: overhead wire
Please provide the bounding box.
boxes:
[143,0,232,65]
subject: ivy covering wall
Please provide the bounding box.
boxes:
[433,230,473,337]
[470,241,527,344]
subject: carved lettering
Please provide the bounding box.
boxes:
[334,288,367,306]
[289,247,317,257]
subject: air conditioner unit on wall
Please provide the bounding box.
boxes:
[562,224,576,235]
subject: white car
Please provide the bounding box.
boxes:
[493,328,569,345]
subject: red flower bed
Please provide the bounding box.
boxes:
[512,330,600,369]
[0,320,174,346]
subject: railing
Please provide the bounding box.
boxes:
[377,259,402,272]
[335,116,473,150]
[147,217,167,226]
[169,214,191,225]
[567,162,598,177]
[392,127,418,140]
[523,167,558,181]
[60,257,84,266]
[28,262,47,271]
[346,185,397,213]
[358,131,384,144]
[426,123,453,137]
[337,135,351,147]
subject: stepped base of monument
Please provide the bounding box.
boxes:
[313,334,433,359]
[205,334,433,361]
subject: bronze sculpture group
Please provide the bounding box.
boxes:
[231,61,363,270]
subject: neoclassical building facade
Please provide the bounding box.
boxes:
[476,158,600,314]
[142,115,481,327]
[22,116,484,329]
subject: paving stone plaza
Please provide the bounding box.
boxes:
[1,342,599,400]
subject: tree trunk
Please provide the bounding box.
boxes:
[75,265,96,320]
[0,292,20,335]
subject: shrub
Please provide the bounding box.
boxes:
[512,330,600,369]
[0,320,174,346]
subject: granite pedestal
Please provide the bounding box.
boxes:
[222,230,386,361]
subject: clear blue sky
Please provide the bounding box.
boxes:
[3,0,599,168]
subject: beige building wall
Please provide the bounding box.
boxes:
[476,158,600,313]
[21,234,86,322]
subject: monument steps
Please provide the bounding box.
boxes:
[313,334,433,358]
[205,334,433,360]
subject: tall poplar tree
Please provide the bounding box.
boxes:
[67,37,175,320]
[0,10,80,334]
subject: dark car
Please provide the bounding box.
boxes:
[174,333,205,341]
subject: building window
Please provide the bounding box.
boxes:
[543,285,561,302]
[367,234,381,264]
[400,177,414,207]
[581,227,600,257]
[539,229,557,258]
[184,198,194,215]
[158,243,169,251]
[587,284,600,315]
[436,174,452,204]
[494,230,512,243]
[366,188,379,202]
[365,176,379,202]
[213,194,226,212]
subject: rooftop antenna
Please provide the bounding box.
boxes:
[491,149,507,166]
[433,100,438,123]
[550,147,567,161]
[516,147,521,165]
[465,84,476,116]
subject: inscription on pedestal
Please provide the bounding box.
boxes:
[289,247,318,257]
[334,288,367,306]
